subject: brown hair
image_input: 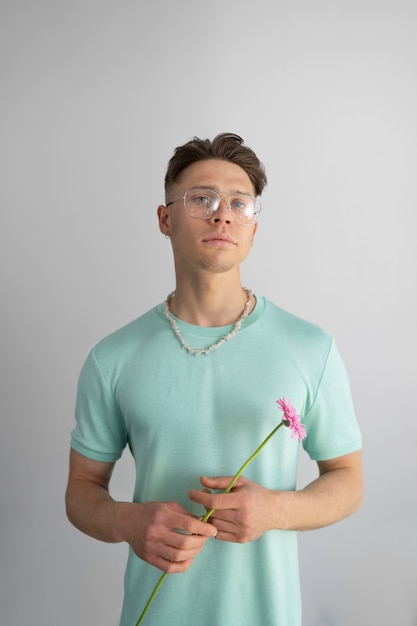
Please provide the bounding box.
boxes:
[164,132,267,198]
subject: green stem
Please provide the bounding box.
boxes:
[135,572,168,625]
[135,419,285,624]
[201,421,284,523]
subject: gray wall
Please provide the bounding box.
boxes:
[1,2,416,625]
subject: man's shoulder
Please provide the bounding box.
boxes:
[262,297,332,344]
[90,305,161,359]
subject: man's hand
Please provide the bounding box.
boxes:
[188,475,274,543]
[120,500,217,573]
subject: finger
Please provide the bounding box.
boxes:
[169,510,217,538]
[203,508,241,540]
[206,509,236,525]
[188,488,237,512]
[161,541,208,563]
[211,528,241,544]
[154,531,214,573]
[153,554,195,574]
[165,530,212,552]
[199,475,243,491]
[207,515,251,544]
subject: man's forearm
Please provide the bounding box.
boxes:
[65,479,132,544]
[273,452,363,531]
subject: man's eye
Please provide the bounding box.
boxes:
[193,195,210,204]
[231,197,250,211]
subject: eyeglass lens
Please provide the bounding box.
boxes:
[184,189,259,225]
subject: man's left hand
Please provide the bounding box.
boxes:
[188,475,276,543]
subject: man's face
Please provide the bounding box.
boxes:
[158,159,258,277]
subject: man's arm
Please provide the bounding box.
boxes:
[188,450,363,543]
[65,449,217,572]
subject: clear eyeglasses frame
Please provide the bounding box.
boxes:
[166,187,262,226]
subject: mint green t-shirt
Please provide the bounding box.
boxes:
[71,296,362,626]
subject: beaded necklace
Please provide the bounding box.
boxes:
[163,288,253,356]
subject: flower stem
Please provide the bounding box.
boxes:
[135,572,168,625]
[201,421,284,523]
[135,419,285,624]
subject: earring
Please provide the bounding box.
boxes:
[165,234,170,239]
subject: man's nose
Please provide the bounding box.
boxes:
[211,197,231,223]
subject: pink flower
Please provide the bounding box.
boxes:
[276,398,306,440]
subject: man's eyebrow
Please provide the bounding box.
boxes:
[190,186,253,195]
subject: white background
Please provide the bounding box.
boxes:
[1,1,416,625]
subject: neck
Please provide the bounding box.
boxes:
[168,280,254,327]
[164,288,254,356]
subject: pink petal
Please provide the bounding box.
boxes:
[276,397,306,440]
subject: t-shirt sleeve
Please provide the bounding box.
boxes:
[70,349,128,462]
[302,339,362,461]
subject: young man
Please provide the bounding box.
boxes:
[66,133,363,625]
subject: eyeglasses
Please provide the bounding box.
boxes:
[166,188,262,226]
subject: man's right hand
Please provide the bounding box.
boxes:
[118,500,217,573]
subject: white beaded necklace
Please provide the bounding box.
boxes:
[163,288,253,356]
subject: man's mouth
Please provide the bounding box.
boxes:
[202,232,236,245]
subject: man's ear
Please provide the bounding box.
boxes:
[157,204,171,237]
